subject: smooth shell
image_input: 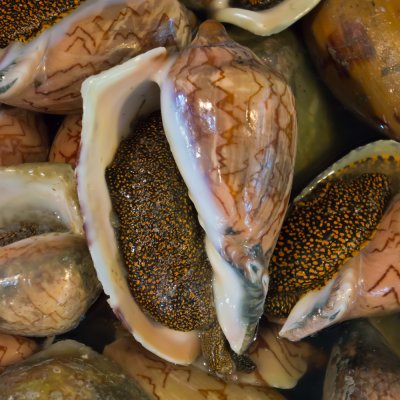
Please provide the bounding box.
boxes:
[182,0,321,36]
[303,0,400,139]
[0,106,48,166]
[0,333,38,368]
[49,114,82,167]
[104,336,286,400]
[161,20,296,353]
[0,163,100,336]
[0,0,194,113]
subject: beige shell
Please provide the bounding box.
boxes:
[0,0,194,113]
[0,106,48,166]
[49,114,82,167]
[104,336,286,400]
[0,163,101,336]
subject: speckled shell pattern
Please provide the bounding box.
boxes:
[165,21,297,284]
[0,0,193,113]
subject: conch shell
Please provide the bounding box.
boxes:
[264,140,400,341]
[77,20,296,367]
[0,0,194,113]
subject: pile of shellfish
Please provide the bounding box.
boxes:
[0,0,399,399]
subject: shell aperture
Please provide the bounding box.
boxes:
[0,0,83,48]
[106,112,213,333]
[265,173,392,319]
[106,111,238,375]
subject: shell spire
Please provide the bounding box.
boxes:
[161,20,297,353]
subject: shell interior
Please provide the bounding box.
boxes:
[279,140,400,341]
[77,47,201,365]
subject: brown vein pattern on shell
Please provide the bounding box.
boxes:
[49,114,82,166]
[1,0,192,113]
[167,25,296,274]
[0,108,48,165]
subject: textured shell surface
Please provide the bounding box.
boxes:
[0,163,100,336]
[0,106,49,166]
[0,0,194,113]
[78,20,297,369]
[266,140,400,341]
[0,340,151,399]
[161,20,297,353]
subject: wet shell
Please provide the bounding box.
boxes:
[0,333,38,368]
[49,114,82,167]
[78,21,296,366]
[161,20,297,353]
[0,340,151,399]
[182,0,321,36]
[0,163,100,336]
[0,105,48,166]
[104,336,286,399]
[0,0,194,113]
[264,140,400,340]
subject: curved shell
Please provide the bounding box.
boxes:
[0,0,194,113]
[49,114,82,167]
[227,27,350,191]
[0,334,38,368]
[78,21,296,364]
[303,0,400,139]
[272,140,400,340]
[104,336,286,399]
[0,106,48,166]
[0,340,151,399]
[77,48,201,365]
[161,20,296,353]
[0,163,100,336]
[183,0,321,36]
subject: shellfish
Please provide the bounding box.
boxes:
[0,163,101,336]
[181,0,321,36]
[77,20,296,371]
[0,340,151,399]
[0,0,194,113]
[264,140,400,340]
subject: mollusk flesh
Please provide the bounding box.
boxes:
[181,0,321,36]
[0,0,194,113]
[0,163,100,336]
[264,140,400,341]
[77,20,296,368]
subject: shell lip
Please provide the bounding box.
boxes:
[211,0,322,36]
[277,140,400,341]
[76,47,202,365]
